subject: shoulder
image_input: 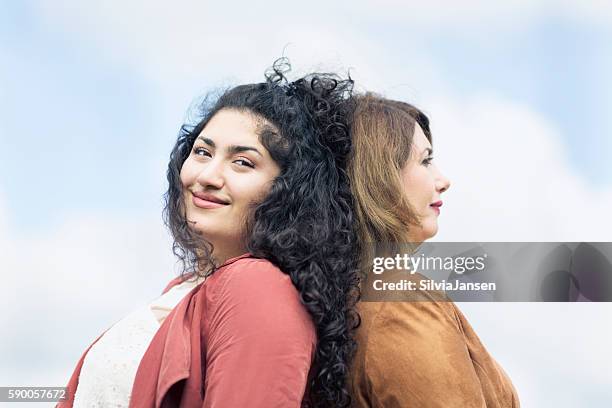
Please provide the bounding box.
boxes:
[161,273,195,295]
[223,257,285,277]
[207,257,315,341]
[357,298,465,371]
[367,295,461,333]
[218,257,293,294]
[210,257,307,317]
[353,300,487,406]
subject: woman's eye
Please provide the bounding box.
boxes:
[193,147,211,157]
[422,156,434,166]
[234,159,255,168]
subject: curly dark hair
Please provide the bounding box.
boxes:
[162,59,361,407]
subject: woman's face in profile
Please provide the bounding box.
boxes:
[400,123,451,242]
[180,108,281,247]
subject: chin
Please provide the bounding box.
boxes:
[421,221,439,241]
[190,220,220,235]
[185,215,212,233]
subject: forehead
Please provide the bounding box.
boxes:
[411,123,431,151]
[200,109,263,146]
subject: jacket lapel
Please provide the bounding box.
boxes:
[130,282,206,408]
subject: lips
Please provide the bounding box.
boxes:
[192,191,229,205]
[430,200,442,215]
[191,191,230,209]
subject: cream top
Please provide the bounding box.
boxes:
[73,276,204,408]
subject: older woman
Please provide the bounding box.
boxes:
[347,93,520,407]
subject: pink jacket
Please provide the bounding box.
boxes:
[58,254,317,407]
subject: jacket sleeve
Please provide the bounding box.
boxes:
[202,259,316,408]
[358,301,489,408]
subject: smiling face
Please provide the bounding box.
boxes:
[400,122,451,242]
[180,108,281,262]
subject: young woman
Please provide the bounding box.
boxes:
[347,93,520,407]
[58,63,360,408]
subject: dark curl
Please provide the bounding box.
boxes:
[162,58,361,407]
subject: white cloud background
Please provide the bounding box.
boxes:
[430,94,612,242]
[2,0,612,406]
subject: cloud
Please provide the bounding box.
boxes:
[5,3,612,404]
[28,0,612,139]
[31,0,419,137]
[32,1,371,85]
[1,94,611,405]
[415,92,612,403]
[426,92,612,241]
[347,0,612,31]
[32,0,612,79]
[35,0,612,94]
[0,195,177,386]
[459,302,612,406]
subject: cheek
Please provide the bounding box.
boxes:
[403,169,435,213]
[179,160,195,187]
[403,169,430,203]
[233,176,274,206]
[414,171,436,201]
[238,184,266,204]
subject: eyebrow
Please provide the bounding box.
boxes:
[197,136,263,157]
[423,147,433,156]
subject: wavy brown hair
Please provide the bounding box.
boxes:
[347,93,433,266]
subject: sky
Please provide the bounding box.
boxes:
[1,1,611,406]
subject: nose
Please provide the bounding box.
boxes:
[436,169,451,194]
[196,160,225,190]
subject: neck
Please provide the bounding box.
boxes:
[210,242,248,266]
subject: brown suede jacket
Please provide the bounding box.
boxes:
[350,275,520,407]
